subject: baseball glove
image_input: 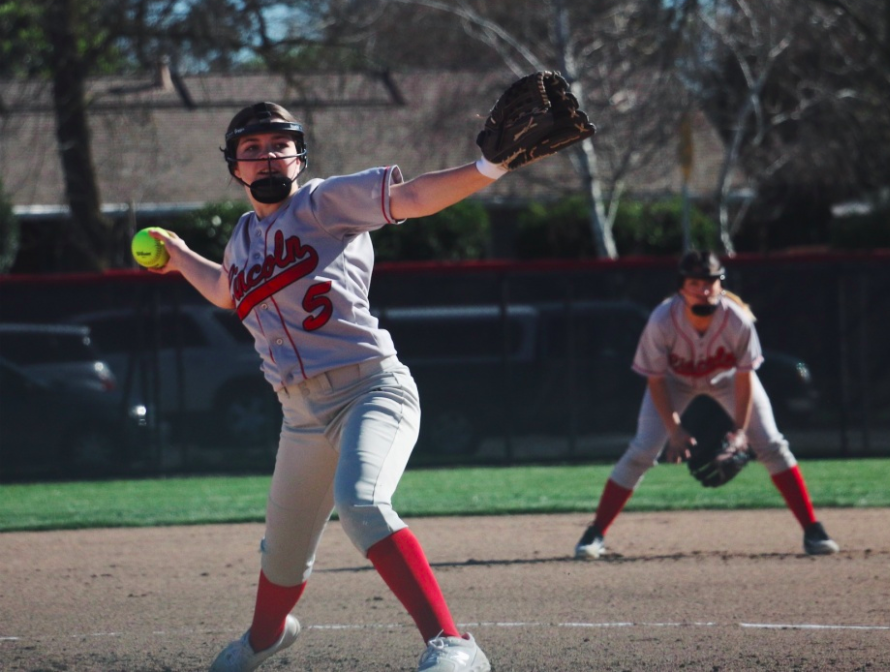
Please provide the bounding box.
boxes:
[476,71,596,171]
[687,429,754,488]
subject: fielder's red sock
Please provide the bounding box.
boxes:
[367,528,459,642]
[771,465,817,528]
[248,571,306,652]
[591,479,634,535]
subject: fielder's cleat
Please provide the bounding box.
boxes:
[803,521,840,555]
[417,633,491,672]
[209,614,300,672]
[574,524,606,559]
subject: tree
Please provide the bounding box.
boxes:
[0,177,19,273]
[1,0,360,271]
[316,0,890,256]
[45,0,116,271]
[665,0,890,253]
[5,0,887,265]
[308,0,692,259]
[3,0,117,270]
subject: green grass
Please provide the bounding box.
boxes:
[1,458,887,533]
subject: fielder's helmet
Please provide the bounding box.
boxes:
[222,102,308,176]
[677,250,725,288]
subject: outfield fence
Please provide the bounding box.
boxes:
[1,251,887,480]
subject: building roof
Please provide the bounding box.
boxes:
[1,70,733,213]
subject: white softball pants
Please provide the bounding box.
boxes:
[260,355,420,587]
[610,372,797,490]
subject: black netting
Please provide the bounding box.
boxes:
[1,254,887,480]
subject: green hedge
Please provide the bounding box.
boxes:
[166,200,251,262]
[515,195,596,259]
[613,196,718,255]
[514,195,719,259]
[371,199,491,262]
[830,208,890,250]
[165,199,491,264]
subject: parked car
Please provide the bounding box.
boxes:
[375,300,820,456]
[756,349,819,422]
[0,355,148,481]
[66,305,281,446]
[0,323,118,393]
[0,324,150,480]
[375,301,651,456]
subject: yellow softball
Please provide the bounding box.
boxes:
[131,227,171,269]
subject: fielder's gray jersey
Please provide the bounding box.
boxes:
[609,293,795,488]
[632,294,764,391]
[223,166,403,390]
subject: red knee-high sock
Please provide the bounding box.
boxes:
[771,465,817,528]
[367,528,459,642]
[248,571,306,652]
[591,479,634,535]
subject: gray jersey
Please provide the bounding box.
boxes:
[222,166,403,390]
[609,294,794,489]
[632,294,764,392]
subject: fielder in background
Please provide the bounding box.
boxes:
[144,71,594,672]
[575,250,840,560]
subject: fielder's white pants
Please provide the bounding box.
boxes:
[610,372,797,490]
[260,355,420,587]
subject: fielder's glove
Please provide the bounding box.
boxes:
[687,429,754,488]
[476,71,596,172]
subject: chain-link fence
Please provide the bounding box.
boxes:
[1,252,887,481]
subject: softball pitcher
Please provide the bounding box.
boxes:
[146,78,592,672]
[575,250,840,560]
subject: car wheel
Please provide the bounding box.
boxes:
[214,384,281,447]
[420,407,479,456]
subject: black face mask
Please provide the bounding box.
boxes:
[248,175,294,204]
[691,303,719,317]
[233,153,302,204]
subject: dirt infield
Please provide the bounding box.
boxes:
[1,508,888,671]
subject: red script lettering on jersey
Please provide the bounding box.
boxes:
[669,346,738,378]
[231,231,330,323]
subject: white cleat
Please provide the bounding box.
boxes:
[209,614,300,672]
[575,525,606,559]
[803,521,840,555]
[417,633,491,672]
